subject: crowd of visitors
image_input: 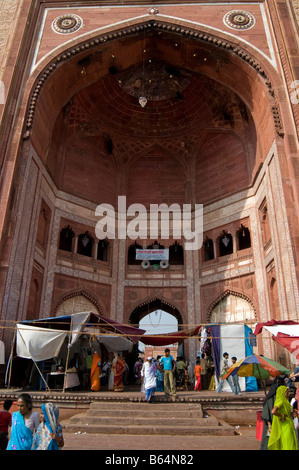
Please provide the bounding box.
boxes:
[45,347,216,395]
[137,348,215,401]
[2,352,299,450]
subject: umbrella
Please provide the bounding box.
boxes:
[222,354,290,393]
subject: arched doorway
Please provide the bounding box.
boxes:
[127,298,184,381]
[139,310,179,352]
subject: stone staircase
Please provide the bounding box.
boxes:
[62,400,236,436]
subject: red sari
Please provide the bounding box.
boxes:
[113,356,126,391]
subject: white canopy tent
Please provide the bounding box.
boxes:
[16,323,68,362]
[7,311,141,391]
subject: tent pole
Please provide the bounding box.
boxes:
[63,333,72,393]
[34,360,51,392]
[7,327,17,389]
[258,367,267,396]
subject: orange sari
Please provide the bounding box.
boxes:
[113,356,126,391]
[90,352,101,391]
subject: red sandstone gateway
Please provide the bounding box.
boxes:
[0,1,298,385]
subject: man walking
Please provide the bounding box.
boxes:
[141,357,157,403]
[216,352,235,394]
[158,348,177,397]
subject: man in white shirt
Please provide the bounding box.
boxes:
[141,357,157,403]
[216,352,235,394]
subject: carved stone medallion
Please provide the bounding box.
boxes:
[224,10,255,30]
[52,14,83,34]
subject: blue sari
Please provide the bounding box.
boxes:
[32,403,61,450]
[7,411,33,450]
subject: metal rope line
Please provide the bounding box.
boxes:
[0,317,266,327]
[0,324,266,341]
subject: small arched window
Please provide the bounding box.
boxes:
[169,241,184,265]
[203,237,214,261]
[97,239,109,262]
[237,224,251,250]
[59,225,75,252]
[219,231,233,257]
[78,231,93,257]
[128,242,143,265]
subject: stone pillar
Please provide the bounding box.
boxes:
[92,239,99,259]
[72,235,78,254]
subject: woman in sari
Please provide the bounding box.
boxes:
[108,356,115,391]
[7,393,39,450]
[134,358,143,385]
[260,376,285,450]
[32,403,64,450]
[268,385,298,450]
[113,354,126,392]
[90,352,101,391]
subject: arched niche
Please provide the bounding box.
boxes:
[208,291,256,324]
[55,291,102,316]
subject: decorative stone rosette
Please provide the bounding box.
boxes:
[52,14,83,34]
[224,10,255,30]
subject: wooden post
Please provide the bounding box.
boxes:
[7,327,17,389]
[63,333,72,393]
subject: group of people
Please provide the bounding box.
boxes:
[260,376,299,450]
[61,349,129,393]
[0,393,64,451]
[216,352,242,395]
[140,350,176,402]
[89,351,127,393]
[49,349,128,393]
[139,349,215,402]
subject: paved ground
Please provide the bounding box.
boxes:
[57,389,262,451]
[61,425,260,451]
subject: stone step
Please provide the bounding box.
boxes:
[61,400,235,436]
[88,402,203,418]
[63,422,235,436]
[69,414,217,427]
[87,408,203,418]
[89,401,202,411]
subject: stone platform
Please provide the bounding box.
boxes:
[0,386,266,431]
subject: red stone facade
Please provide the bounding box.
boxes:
[0,0,299,364]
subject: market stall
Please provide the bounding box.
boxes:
[6,311,145,391]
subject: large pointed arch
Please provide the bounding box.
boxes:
[23,18,284,157]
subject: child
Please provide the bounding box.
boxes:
[0,399,13,450]
[194,359,202,391]
[231,356,242,396]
